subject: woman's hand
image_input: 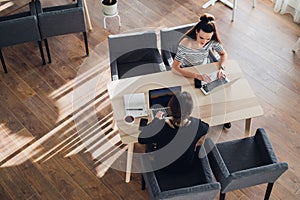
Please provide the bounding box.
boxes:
[155,111,165,119]
[218,69,226,79]
[195,73,211,83]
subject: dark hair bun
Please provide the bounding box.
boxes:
[200,13,215,23]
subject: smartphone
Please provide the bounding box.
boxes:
[194,78,202,88]
[139,118,148,130]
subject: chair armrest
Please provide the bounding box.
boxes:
[221,162,288,193]
[231,162,288,182]
[77,0,83,8]
[152,49,166,72]
[208,49,219,62]
[198,146,214,183]
[255,128,279,163]
[110,60,119,80]
[29,1,37,16]
[35,0,43,14]
[140,154,161,199]
[204,138,230,182]
[161,50,173,70]
[158,182,220,199]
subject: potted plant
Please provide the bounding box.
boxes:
[102,0,118,16]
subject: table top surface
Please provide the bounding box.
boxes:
[107,60,264,144]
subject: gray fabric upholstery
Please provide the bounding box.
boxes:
[0,15,40,47]
[141,147,220,200]
[35,0,89,62]
[35,1,86,37]
[0,1,45,73]
[108,30,166,80]
[160,23,195,69]
[204,128,288,199]
[160,23,219,69]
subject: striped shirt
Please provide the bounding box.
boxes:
[174,40,224,67]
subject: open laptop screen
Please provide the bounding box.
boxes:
[148,86,182,108]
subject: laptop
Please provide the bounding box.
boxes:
[199,71,239,95]
[148,86,182,119]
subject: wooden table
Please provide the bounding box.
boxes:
[107,60,263,182]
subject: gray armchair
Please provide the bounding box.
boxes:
[204,128,288,200]
[160,23,219,70]
[0,1,46,73]
[108,30,166,80]
[140,146,220,200]
[34,0,89,63]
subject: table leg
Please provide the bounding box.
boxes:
[83,0,93,31]
[292,37,300,52]
[125,143,134,183]
[245,118,251,137]
[232,0,237,21]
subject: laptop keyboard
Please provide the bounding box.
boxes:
[202,77,229,93]
[151,107,169,118]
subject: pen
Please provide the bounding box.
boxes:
[126,108,144,110]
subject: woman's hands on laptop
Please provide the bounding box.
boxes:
[195,73,211,83]
[218,69,227,79]
[155,111,165,119]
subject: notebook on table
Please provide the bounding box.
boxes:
[123,93,148,117]
[148,86,182,119]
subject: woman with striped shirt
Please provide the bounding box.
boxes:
[172,13,227,83]
[172,13,231,129]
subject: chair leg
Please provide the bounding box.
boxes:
[44,39,51,63]
[220,192,226,200]
[0,49,8,73]
[83,32,89,56]
[38,41,46,65]
[264,183,274,200]
[141,175,145,190]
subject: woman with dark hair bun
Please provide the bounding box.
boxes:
[138,91,209,172]
[172,13,227,83]
[172,13,231,129]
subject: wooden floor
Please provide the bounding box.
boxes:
[0,0,299,199]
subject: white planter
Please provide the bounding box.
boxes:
[102,1,118,16]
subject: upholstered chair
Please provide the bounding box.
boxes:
[140,146,220,200]
[204,128,288,200]
[108,30,166,80]
[34,0,89,63]
[0,1,46,73]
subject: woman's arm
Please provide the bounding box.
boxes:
[172,60,211,82]
[218,49,227,68]
[194,135,206,151]
[217,49,227,79]
[138,116,165,144]
[194,120,210,151]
